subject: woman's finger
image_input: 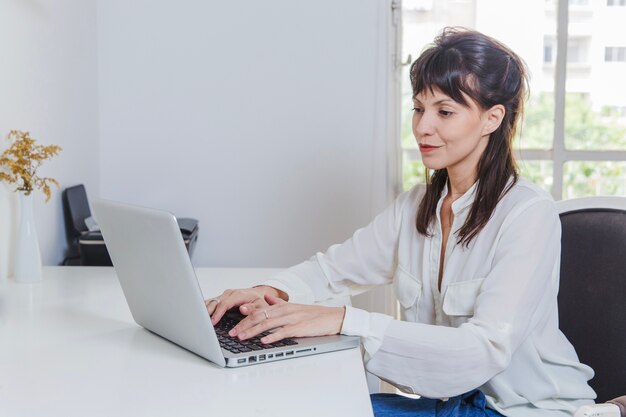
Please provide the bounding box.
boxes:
[232,307,293,340]
[239,297,268,316]
[211,294,242,325]
[208,288,271,325]
[209,290,249,324]
[264,293,286,306]
[229,302,289,337]
[260,326,292,344]
[205,298,221,315]
[240,303,346,342]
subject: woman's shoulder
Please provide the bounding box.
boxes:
[507,177,554,201]
[498,177,558,219]
[395,183,427,210]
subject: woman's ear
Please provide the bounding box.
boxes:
[482,104,505,136]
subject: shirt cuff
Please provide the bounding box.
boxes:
[341,306,394,361]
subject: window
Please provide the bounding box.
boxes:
[605,47,626,62]
[400,0,626,199]
[403,0,433,11]
[567,38,590,64]
[544,38,555,64]
[544,45,554,63]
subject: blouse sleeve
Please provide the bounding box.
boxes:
[262,187,423,305]
[343,196,562,398]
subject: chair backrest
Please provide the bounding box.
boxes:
[556,196,626,403]
[62,184,92,258]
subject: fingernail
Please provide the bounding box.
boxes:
[241,306,248,312]
[260,337,268,344]
[238,332,246,340]
[229,329,237,337]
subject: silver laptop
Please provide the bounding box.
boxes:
[92,198,359,367]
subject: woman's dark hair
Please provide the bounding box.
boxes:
[410,27,528,246]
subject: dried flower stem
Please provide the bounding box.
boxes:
[0,130,62,202]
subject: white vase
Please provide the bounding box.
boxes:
[13,193,42,283]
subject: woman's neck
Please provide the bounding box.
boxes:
[446,170,477,200]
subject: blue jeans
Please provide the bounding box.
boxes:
[371,390,504,417]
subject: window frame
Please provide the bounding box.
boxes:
[531,0,626,199]
[398,0,626,200]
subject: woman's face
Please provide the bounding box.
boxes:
[412,87,498,179]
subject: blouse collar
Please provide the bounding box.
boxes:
[437,180,479,216]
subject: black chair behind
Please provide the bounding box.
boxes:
[557,198,626,403]
[62,184,199,266]
[62,184,92,265]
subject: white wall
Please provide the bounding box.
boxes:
[97,0,395,267]
[0,0,99,268]
[0,1,394,269]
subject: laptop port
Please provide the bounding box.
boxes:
[248,356,257,363]
[275,352,284,358]
[268,354,274,359]
[237,358,246,364]
[296,348,312,354]
[285,351,294,356]
[258,354,266,361]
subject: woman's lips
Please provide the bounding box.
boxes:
[419,144,441,153]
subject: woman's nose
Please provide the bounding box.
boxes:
[413,112,435,137]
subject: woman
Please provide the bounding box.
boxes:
[207,28,595,416]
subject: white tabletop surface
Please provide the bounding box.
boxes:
[0,267,374,417]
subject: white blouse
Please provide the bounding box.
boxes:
[264,179,596,417]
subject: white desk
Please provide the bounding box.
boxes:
[0,267,374,417]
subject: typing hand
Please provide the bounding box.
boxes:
[205,286,287,326]
[228,294,346,344]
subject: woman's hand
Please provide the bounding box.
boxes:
[205,286,287,326]
[228,294,346,344]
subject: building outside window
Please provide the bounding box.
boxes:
[400,0,626,199]
[544,39,556,63]
[605,46,626,61]
[607,0,626,7]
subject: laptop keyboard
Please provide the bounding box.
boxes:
[215,310,298,354]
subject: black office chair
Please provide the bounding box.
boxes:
[62,184,200,266]
[62,184,94,265]
[557,196,626,409]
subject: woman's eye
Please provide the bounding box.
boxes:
[439,110,453,117]
[412,107,424,114]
